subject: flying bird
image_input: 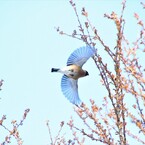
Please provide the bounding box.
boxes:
[51,46,95,105]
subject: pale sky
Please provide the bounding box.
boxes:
[0,0,144,145]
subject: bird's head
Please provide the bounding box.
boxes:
[85,71,89,76]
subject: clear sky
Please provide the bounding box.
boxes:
[0,0,144,145]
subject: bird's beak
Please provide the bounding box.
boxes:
[85,71,89,76]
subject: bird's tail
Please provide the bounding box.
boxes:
[51,68,60,72]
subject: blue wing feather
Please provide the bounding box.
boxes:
[61,75,81,105]
[67,46,95,67]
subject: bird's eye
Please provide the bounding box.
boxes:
[69,69,74,72]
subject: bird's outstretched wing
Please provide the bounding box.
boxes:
[67,46,95,67]
[61,75,81,105]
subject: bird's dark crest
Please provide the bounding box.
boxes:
[51,68,60,72]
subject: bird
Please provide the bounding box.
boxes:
[51,46,95,105]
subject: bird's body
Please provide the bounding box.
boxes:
[52,65,88,80]
[51,46,95,105]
